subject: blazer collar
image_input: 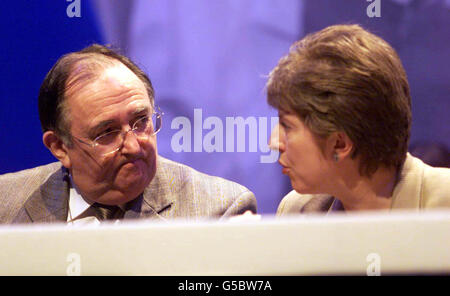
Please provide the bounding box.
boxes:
[390,153,424,209]
[24,165,69,223]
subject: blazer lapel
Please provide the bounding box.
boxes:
[24,166,69,223]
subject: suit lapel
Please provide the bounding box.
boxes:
[24,166,69,223]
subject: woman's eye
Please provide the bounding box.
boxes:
[280,121,290,130]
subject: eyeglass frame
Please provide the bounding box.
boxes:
[71,108,163,156]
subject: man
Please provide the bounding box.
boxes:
[0,44,256,224]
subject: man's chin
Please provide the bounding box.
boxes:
[117,159,149,179]
[115,170,153,196]
[111,159,156,200]
[115,174,150,194]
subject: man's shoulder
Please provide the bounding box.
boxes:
[157,156,251,193]
[155,156,257,217]
[0,162,62,184]
[0,162,64,223]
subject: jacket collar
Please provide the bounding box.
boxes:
[390,153,424,209]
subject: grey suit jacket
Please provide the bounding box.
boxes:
[0,156,256,224]
[277,154,450,215]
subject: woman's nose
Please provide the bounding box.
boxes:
[269,123,285,152]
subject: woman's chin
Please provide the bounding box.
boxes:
[291,181,320,195]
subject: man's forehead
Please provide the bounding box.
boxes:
[99,63,142,86]
[67,58,142,88]
[66,62,147,99]
[64,64,152,120]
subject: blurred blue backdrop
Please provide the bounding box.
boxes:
[1,0,449,214]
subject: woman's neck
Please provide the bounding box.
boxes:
[332,165,398,211]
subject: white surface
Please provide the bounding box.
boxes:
[0,211,449,275]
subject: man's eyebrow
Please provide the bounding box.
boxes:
[89,120,115,138]
[88,106,150,138]
[132,106,150,116]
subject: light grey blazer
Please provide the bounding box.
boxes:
[277,154,450,215]
[0,156,257,224]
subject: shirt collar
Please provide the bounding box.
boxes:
[67,175,94,222]
[67,174,128,222]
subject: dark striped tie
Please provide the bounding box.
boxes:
[91,203,125,220]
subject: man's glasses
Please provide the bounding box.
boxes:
[73,109,163,156]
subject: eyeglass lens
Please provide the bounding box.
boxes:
[96,112,162,155]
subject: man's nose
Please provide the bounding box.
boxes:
[120,129,142,155]
[268,123,285,152]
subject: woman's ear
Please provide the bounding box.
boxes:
[326,131,354,162]
[42,131,72,169]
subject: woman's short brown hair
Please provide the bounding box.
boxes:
[267,24,412,176]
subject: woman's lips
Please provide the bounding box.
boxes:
[279,160,290,175]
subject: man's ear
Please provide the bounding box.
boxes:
[326,131,353,162]
[42,131,72,169]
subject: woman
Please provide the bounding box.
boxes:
[267,24,450,214]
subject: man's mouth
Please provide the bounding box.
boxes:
[116,158,145,173]
[123,158,143,166]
